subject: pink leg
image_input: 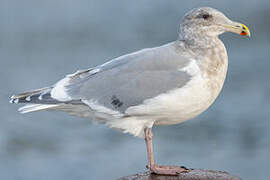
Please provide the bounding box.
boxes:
[144,128,189,175]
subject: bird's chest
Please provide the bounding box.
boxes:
[155,50,228,125]
[152,73,215,125]
[199,47,228,99]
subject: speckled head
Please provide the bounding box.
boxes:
[179,7,250,42]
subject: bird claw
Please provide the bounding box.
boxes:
[148,165,190,175]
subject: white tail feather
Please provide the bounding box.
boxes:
[18,104,60,114]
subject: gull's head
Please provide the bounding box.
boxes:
[179,7,250,41]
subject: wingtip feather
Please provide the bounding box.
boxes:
[18,104,60,113]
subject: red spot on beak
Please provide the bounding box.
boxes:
[240,31,248,36]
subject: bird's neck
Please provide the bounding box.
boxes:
[178,27,222,50]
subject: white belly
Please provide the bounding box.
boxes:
[126,74,213,125]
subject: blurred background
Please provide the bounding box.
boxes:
[1,0,270,179]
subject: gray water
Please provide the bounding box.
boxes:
[1,0,270,180]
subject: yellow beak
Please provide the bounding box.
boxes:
[221,22,251,37]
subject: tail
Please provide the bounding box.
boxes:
[10,87,62,113]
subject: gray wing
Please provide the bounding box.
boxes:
[57,42,192,113]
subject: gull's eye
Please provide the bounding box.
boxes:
[202,14,210,20]
[197,13,212,20]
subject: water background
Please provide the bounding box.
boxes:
[1,1,270,179]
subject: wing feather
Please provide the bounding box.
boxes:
[51,42,192,113]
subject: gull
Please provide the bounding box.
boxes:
[10,7,250,175]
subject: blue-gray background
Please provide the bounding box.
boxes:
[1,0,269,180]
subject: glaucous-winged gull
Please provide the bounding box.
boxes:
[10,7,250,175]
